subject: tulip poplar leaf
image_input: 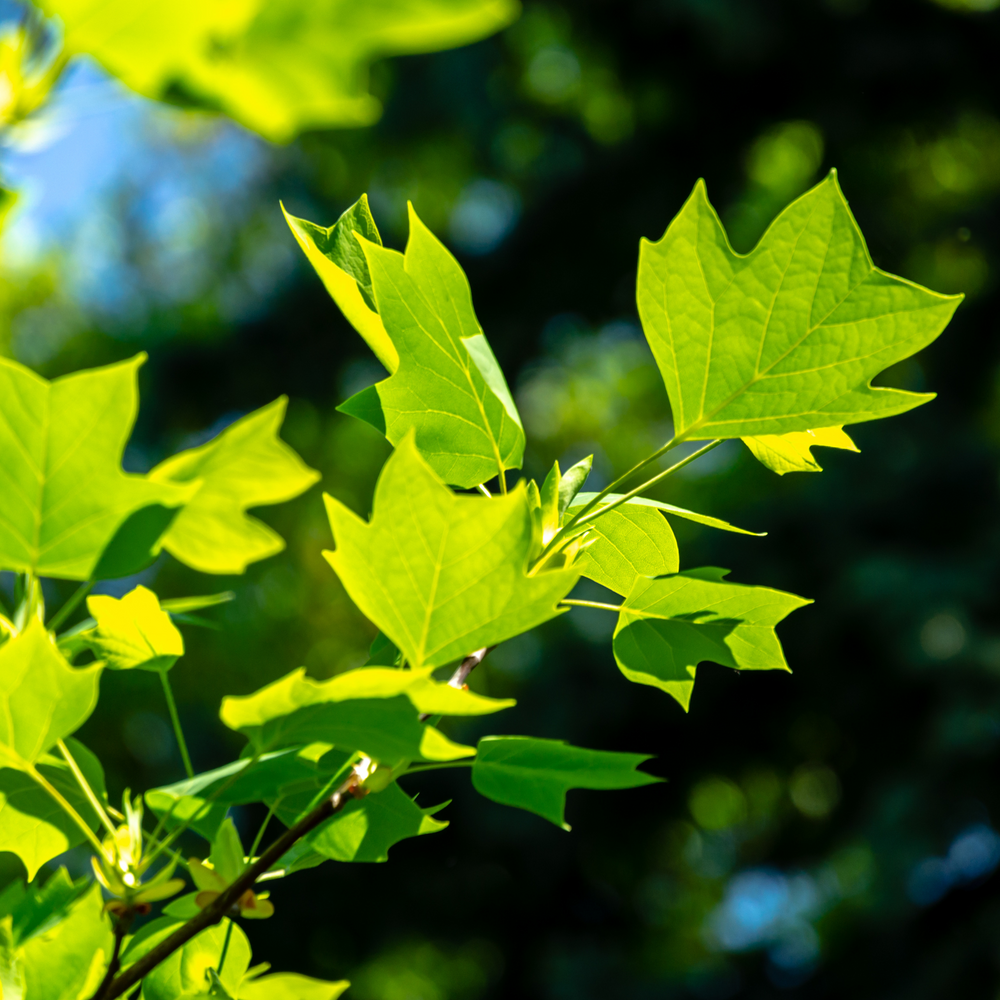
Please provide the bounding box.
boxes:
[84,585,184,672]
[324,434,577,669]
[471,736,661,830]
[0,354,193,579]
[149,397,320,575]
[333,205,524,488]
[637,172,962,440]
[743,425,859,474]
[613,569,811,710]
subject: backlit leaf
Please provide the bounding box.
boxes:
[149,398,320,575]
[21,885,113,1000]
[221,665,511,762]
[324,433,576,669]
[471,736,661,830]
[0,739,106,879]
[613,569,811,710]
[42,0,517,141]
[85,585,184,672]
[743,425,859,475]
[0,867,90,948]
[334,205,524,488]
[637,172,962,441]
[571,504,678,596]
[0,621,102,769]
[0,354,191,579]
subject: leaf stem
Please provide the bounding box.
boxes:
[560,599,623,612]
[248,801,278,860]
[25,762,107,860]
[216,919,235,977]
[57,739,117,840]
[159,671,194,779]
[48,578,94,633]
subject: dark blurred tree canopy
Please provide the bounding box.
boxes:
[1,0,1000,996]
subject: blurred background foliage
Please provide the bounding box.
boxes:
[1,0,1000,996]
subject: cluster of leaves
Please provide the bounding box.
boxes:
[0,169,958,999]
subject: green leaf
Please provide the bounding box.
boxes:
[539,457,592,545]
[338,205,524,489]
[239,972,350,1000]
[161,592,236,614]
[0,621,102,769]
[569,493,763,537]
[84,585,184,672]
[613,569,812,710]
[471,736,661,830]
[42,0,517,141]
[364,631,401,667]
[0,743,106,879]
[0,867,90,948]
[125,918,250,1000]
[91,503,181,581]
[149,398,320,574]
[324,433,577,669]
[636,172,962,441]
[572,503,678,596]
[279,782,448,864]
[743,425,859,475]
[21,884,113,1000]
[283,197,395,372]
[0,354,192,579]
[221,664,511,762]
[0,916,24,1000]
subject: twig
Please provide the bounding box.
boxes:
[418,646,494,722]
[91,911,133,1000]
[94,769,363,1000]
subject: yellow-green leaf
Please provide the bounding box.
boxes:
[637,172,962,441]
[84,585,183,672]
[240,972,349,1000]
[324,433,576,669]
[149,398,320,574]
[0,354,191,580]
[743,426,859,475]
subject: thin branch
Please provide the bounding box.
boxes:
[96,769,363,1000]
[159,670,194,779]
[418,646,494,723]
[57,739,117,839]
[90,911,133,1000]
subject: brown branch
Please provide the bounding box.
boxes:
[91,911,133,1000]
[419,646,494,722]
[95,770,362,1000]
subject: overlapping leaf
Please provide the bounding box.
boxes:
[0,354,192,579]
[471,736,661,830]
[149,398,320,574]
[297,200,524,488]
[325,434,577,668]
[613,568,811,710]
[0,621,102,769]
[42,0,517,141]
[0,741,106,879]
[84,585,183,672]
[637,172,962,441]
[221,664,512,762]
[743,425,858,475]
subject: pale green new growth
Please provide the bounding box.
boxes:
[471,736,661,829]
[85,585,184,672]
[324,434,576,669]
[0,354,192,579]
[613,569,812,710]
[637,172,962,441]
[149,398,320,575]
[0,621,102,769]
[743,425,859,475]
[42,0,518,141]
